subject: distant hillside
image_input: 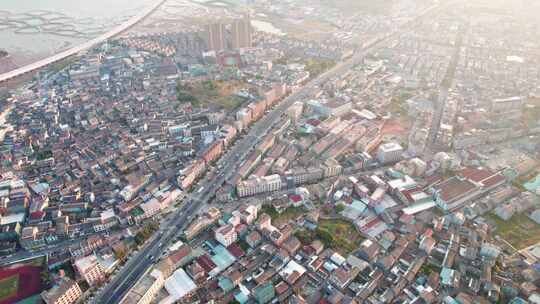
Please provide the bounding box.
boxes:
[0,50,7,59]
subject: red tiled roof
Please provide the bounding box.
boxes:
[311,258,324,271]
[459,167,494,182]
[29,211,45,220]
[399,213,414,224]
[306,119,321,126]
[227,243,245,258]
[275,281,289,295]
[400,187,424,203]
[433,176,477,202]
[197,254,216,272]
[169,245,192,265]
[481,174,505,188]
[425,174,443,187]
[286,270,302,284]
[364,218,381,229]
[302,245,316,256]
[235,224,248,234]
[289,194,302,202]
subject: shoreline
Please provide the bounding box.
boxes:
[0,0,167,83]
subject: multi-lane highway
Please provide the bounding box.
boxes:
[93,4,450,303]
[427,21,464,149]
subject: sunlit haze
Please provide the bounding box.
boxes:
[1,1,540,303]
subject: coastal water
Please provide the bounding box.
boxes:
[1,0,152,18]
[0,0,154,70]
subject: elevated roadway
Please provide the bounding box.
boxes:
[0,0,166,84]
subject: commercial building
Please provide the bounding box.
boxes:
[430,168,506,211]
[231,15,253,49]
[205,23,226,51]
[74,254,105,287]
[202,140,224,164]
[41,277,82,304]
[161,268,197,304]
[120,269,166,304]
[307,99,353,117]
[285,167,324,185]
[323,158,343,178]
[287,102,304,122]
[237,174,282,198]
[178,159,206,190]
[184,207,221,240]
[215,224,238,247]
[138,199,162,220]
[376,142,404,164]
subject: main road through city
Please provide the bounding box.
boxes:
[93,50,370,304]
[94,4,449,303]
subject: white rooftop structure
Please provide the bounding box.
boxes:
[377,142,404,164]
[97,254,119,273]
[493,96,522,103]
[402,201,437,215]
[168,240,185,252]
[161,269,197,304]
[140,199,161,214]
[530,210,540,225]
[355,109,377,120]
[341,200,367,220]
[279,260,306,279]
[74,254,98,273]
[330,252,346,266]
[528,246,540,260]
[506,55,524,63]
[529,293,540,304]
[387,175,417,191]
[0,213,25,225]
[379,142,403,153]
[100,209,115,222]
[374,195,398,214]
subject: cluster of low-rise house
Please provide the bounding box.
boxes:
[0,15,346,303]
[5,0,540,303]
[117,154,540,303]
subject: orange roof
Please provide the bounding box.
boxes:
[459,167,494,182]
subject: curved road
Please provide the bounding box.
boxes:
[0,0,166,84]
